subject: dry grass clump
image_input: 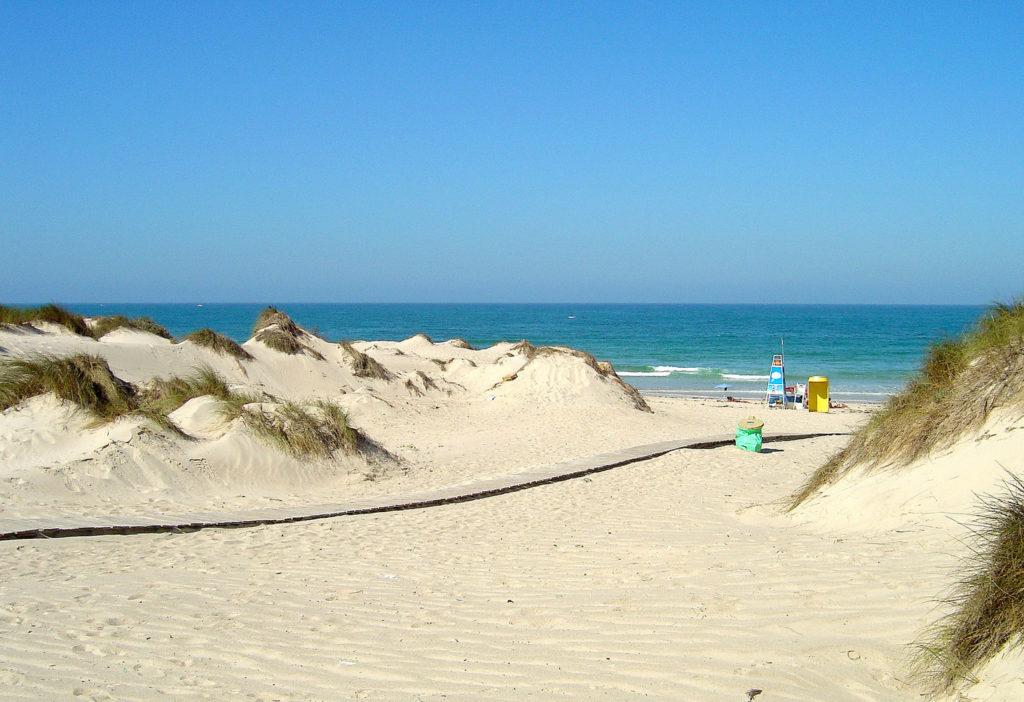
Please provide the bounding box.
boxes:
[0,304,91,336]
[252,307,325,360]
[0,354,137,419]
[255,328,304,354]
[789,299,1024,510]
[0,353,364,459]
[0,357,240,437]
[139,365,232,416]
[253,306,302,336]
[0,305,176,341]
[413,370,439,393]
[341,342,391,380]
[404,378,424,396]
[228,398,358,459]
[183,328,253,360]
[507,340,538,358]
[92,315,173,340]
[913,474,1024,695]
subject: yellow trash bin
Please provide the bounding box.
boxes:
[807,376,829,412]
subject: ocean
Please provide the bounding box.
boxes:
[61,303,984,401]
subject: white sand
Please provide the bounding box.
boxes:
[1,320,1021,700]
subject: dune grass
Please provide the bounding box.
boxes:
[0,356,360,458]
[781,298,1024,694]
[252,307,325,359]
[92,314,173,340]
[341,342,391,380]
[789,299,1024,510]
[0,304,91,336]
[0,354,137,419]
[0,356,238,437]
[225,397,358,459]
[913,474,1024,695]
[0,304,174,341]
[508,339,538,358]
[140,365,232,416]
[253,306,302,336]
[254,328,304,355]
[183,328,253,360]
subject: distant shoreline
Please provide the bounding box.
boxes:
[642,388,887,408]
[10,301,981,398]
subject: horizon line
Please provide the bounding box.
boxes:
[7,300,990,308]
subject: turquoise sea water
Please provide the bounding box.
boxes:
[60,303,984,400]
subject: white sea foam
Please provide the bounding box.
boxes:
[618,371,672,377]
[652,366,703,373]
[721,374,769,381]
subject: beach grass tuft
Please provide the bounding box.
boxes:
[912,474,1024,695]
[341,342,391,380]
[254,328,305,355]
[227,398,358,459]
[0,305,176,341]
[0,356,241,438]
[0,354,137,419]
[508,340,538,358]
[253,306,302,336]
[183,328,253,360]
[251,307,325,359]
[92,314,173,340]
[789,298,1024,510]
[140,365,232,416]
[0,304,91,336]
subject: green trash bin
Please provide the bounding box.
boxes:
[736,416,764,452]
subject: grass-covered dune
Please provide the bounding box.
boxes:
[913,475,1024,695]
[251,306,326,359]
[788,298,1024,695]
[0,354,362,460]
[0,304,172,340]
[0,303,92,336]
[790,299,1024,508]
[182,328,254,360]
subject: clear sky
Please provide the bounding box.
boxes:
[2,1,1022,304]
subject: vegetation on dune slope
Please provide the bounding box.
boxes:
[0,304,91,336]
[0,354,364,460]
[0,304,172,340]
[786,298,1024,694]
[91,314,173,340]
[0,354,137,420]
[140,365,233,416]
[223,398,359,459]
[341,341,391,380]
[252,306,302,336]
[789,298,1024,510]
[251,306,325,359]
[182,328,253,360]
[914,475,1024,696]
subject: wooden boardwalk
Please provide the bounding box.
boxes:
[0,432,847,541]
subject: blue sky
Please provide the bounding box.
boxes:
[2,1,1022,304]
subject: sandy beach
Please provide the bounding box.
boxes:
[2,314,1022,700]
